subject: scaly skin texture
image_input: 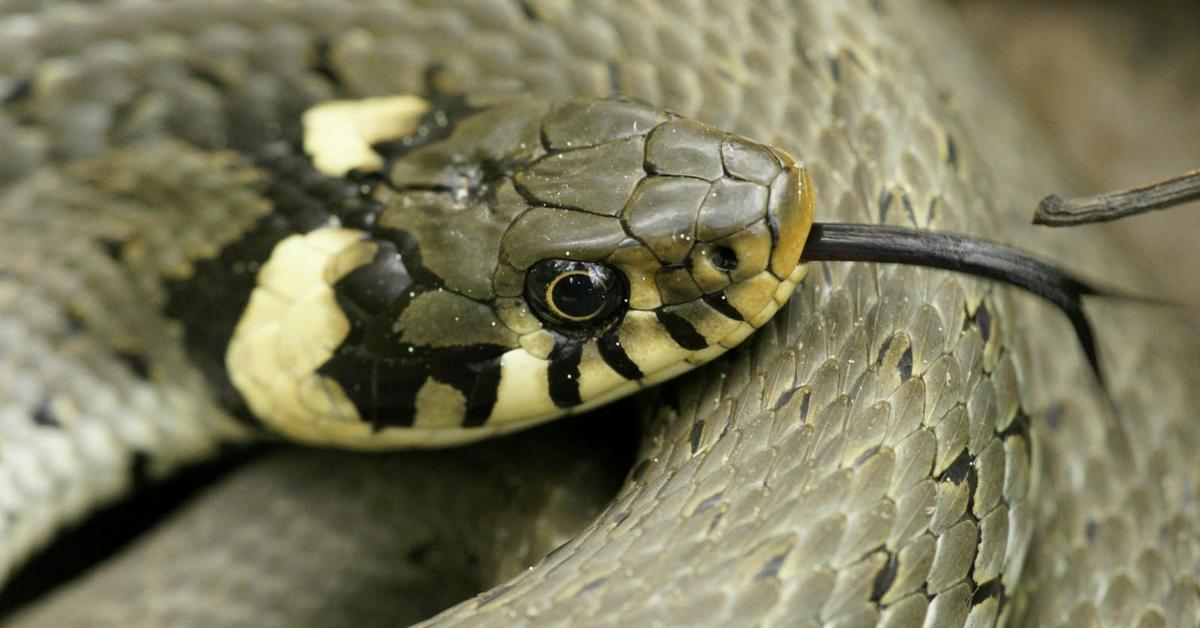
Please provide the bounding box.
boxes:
[0,1,1197,626]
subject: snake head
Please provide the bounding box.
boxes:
[489,99,815,423]
[227,96,813,448]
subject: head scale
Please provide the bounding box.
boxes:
[227,96,814,448]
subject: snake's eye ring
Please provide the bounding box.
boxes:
[525,259,627,329]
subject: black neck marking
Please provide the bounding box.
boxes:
[462,360,504,428]
[370,92,479,163]
[162,100,519,432]
[319,263,512,429]
[162,140,378,422]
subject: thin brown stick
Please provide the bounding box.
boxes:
[1034,168,1200,226]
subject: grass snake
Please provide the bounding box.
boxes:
[0,0,1198,625]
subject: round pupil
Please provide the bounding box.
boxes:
[552,273,606,318]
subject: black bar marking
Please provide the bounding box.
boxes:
[98,238,124,261]
[898,347,913,382]
[703,292,745,322]
[688,420,705,455]
[114,349,151,380]
[656,310,709,351]
[870,552,899,602]
[463,358,503,427]
[317,354,418,429]
[548,340,584,408]
[2,77,32,104]
[331,240,414,343]
[972,581,1005,607]
[33,398,59,428]
[311,37,343,88]
[970,302,992,343]
[597,330,644,380]
[516,0,538,21]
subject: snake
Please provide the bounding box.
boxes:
[1,1,1198,626]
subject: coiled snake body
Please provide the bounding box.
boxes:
[1,1,1198,626]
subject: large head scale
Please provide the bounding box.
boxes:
[226,96,814,448]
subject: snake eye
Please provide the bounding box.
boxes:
[525,260,627,328]
[708,245,739,272]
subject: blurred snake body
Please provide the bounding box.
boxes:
[0,1,1198,627]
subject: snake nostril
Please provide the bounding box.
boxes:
[710,245,739,272]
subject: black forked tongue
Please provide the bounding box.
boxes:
[800,222,1162,391]
[800,171,1197,394]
